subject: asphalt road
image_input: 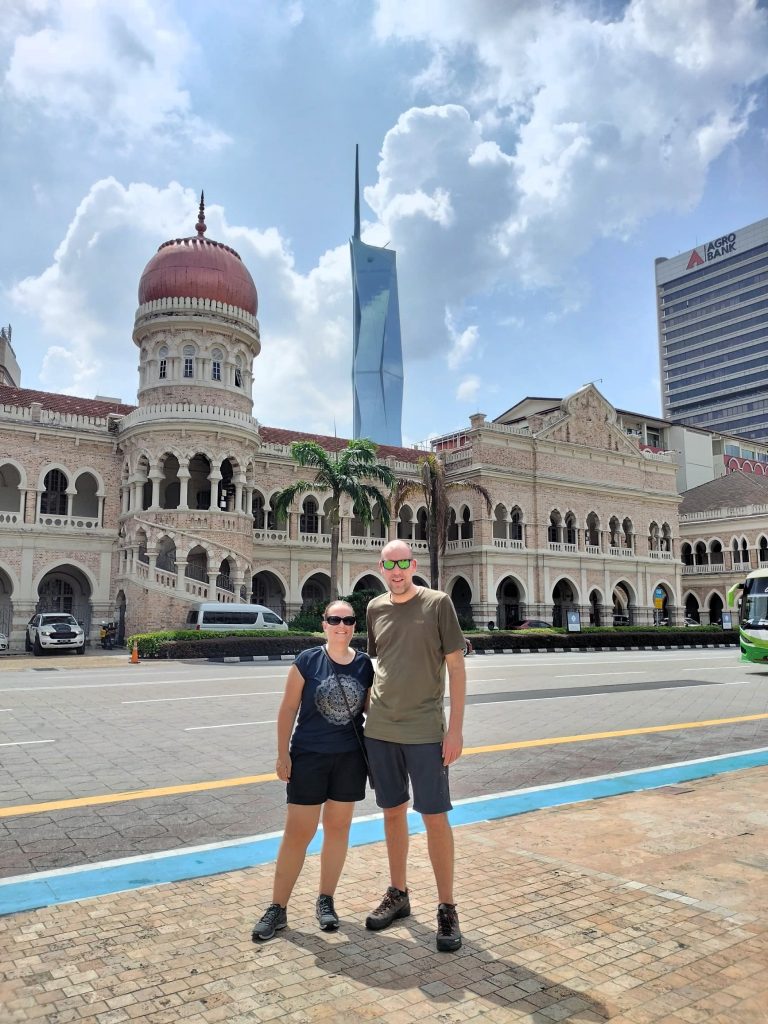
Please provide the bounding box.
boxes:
[1,649,767,878]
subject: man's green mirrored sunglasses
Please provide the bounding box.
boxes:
[381,558,413,570]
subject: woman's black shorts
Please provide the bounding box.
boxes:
[286,748,367,805]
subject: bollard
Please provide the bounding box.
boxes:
[130,640,139,664]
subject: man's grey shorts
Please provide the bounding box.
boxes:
[365,738,452,815]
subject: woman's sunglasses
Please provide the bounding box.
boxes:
[324,615,356,626]
[381,558,413,570]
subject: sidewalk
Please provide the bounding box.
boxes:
[2,767,767,1023]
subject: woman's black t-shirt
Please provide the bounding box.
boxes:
[290,646,373,754]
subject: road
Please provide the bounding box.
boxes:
[1,648,766,878]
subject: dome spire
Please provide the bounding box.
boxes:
[195,190,207,238]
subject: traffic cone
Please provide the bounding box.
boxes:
[130,640,139,664]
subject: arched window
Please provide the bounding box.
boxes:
[252,491,265,530]
[300,497,319,534]
[41,469,68,515]
[609,516,620,548]
[211,348,223,382]
[493,504,508,540]
[622,517,633,550]
[648,522,659,552]
[183,345,195,378]
[548,510,562,544]
[234,355,243,388]
[460,506,473,540]
[158,345,168,380]
[510,506,523,542]
[564,512,577,545]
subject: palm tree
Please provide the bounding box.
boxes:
[393,452,493,590]
[273,439,395,600]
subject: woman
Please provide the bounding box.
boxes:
[251,599,372,941]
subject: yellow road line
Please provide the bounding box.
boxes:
[3,712,768,818]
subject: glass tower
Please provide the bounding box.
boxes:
[656,216,768,441]
[350,147,403,446]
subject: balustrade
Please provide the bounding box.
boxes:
[0,511,20,525]
[37,514,100,529]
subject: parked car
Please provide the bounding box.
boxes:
[612,614,630,626]
[513,619,552,629]
[683,616,700,626]
[26,613,85,655]
[0,632,8,652]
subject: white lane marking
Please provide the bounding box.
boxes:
[725,681,753,685]
[0,675,282,693]
[0,739,55,747]
[184,719,277,731]
[123,691,284,705]
[680,667,742,673]
[555,671,647,679]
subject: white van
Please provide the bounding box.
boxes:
[185,602,288,632]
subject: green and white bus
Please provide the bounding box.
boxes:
[727,568,768,662]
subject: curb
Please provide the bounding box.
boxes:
[206,642,735,664]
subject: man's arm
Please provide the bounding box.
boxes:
[442,648,466,766]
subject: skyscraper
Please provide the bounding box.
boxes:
[656,216,768,441]
[350,146,403,446]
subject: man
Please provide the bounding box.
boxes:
[364,539,467,952]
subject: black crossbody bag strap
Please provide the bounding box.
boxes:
[323,647,373,786]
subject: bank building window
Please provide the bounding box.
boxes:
[159,358,167,379]
[234,355,243,388]
[183,345,195,378]
[212,350,222,382]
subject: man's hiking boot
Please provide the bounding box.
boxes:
[251,903,287,941]
[316,894,339,931]
[365,886,410,931]
[436,902,462,952]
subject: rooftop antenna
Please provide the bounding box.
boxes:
[353,144,360,240]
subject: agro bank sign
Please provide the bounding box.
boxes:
[685,232,737,271]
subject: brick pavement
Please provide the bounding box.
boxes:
[2,767,768,1022]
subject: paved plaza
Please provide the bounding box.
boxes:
[2,765,767,1023]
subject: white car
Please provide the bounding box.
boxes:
[26,613,86,655]
[0,632,7,652]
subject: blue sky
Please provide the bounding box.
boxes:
[1,0,767,445]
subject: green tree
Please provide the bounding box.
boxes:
[273,439,395,600]
[393,453,493,590]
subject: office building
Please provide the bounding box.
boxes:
[350,147,404,446]
[656,215,768,440]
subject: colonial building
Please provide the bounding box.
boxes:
[0,202,700,648]
[678,473,768,625]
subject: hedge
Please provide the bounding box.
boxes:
[127,626,738,659]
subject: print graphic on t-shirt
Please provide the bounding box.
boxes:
[315,672,363,726]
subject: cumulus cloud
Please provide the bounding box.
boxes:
[368,0,768,342]
[456,375,480,402]
[445,310,480,369]
[9,178,355,433]
[2,0,229,148]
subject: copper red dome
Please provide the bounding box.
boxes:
[137,195,258,316]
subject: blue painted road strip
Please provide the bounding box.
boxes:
[2,746,767,917]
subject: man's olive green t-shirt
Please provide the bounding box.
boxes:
[365,587,465,744]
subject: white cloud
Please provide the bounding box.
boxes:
[445,311,479,369]
[456,376,480,402]
[9,178,356,433]
[368,0,768,323]
[2,0,229,148]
